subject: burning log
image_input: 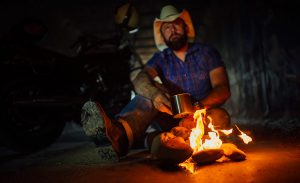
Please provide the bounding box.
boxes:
[151,107,252,170]
[192,149,224,164]
[179,109,252,173]
[221,143,246,161]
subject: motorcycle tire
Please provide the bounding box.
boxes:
[0,78,66,153]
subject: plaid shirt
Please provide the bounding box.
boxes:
[147,42,224,101]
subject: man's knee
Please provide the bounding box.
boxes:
[206,108,231,129]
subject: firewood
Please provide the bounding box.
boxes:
[170,126,191,141]
[192,149,224,164]
[221,143,246,161]
[151,132,193,164]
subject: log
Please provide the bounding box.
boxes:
[192,149,224,164]
[170,126,191,141]
[221,143,246,161]
[151,132,193,164]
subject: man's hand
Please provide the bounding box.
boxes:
[151,90,173,115]
[133,69,173,115]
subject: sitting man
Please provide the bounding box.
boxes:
[81,4,231,162]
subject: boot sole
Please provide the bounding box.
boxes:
[81,101,110,144]
[97,145,119,162]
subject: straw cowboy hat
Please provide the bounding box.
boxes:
[153,5,195,51]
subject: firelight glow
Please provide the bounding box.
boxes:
[189,109,205,152]
[219,129,233,135]
[179,109,253,174]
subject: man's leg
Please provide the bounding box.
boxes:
[142,110,180,149]
[81,95,158,159]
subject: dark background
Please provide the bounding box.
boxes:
[1,0,299,130]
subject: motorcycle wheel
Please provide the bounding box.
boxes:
[0,79,66,153]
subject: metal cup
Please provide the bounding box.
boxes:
[171,93,194,118]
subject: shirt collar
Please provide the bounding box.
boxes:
[163,42,200,56]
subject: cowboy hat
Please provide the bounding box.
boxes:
[153,5,195,51]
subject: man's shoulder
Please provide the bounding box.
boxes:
[153,48,172,58]
[147,49,170,65]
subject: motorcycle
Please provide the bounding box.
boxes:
[0,20,142,153]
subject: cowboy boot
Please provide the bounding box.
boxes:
[81,101,126,162]
[96,103,130,157]
[81,95,158,160]
[81,101,128,160]
[81,101,109,146]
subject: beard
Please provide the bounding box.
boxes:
[164,32,188,51]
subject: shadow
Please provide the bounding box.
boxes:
[118,149,185,172]
[156,163,182,172]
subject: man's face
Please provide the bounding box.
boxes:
[161,18,187,51]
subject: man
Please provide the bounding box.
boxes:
[81,5,231,162]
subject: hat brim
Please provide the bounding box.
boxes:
[153,10,195,51]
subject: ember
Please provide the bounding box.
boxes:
[179,109,252,173]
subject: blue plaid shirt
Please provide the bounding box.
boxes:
[147,42,224,102]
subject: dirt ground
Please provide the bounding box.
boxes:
[0,122,300,183]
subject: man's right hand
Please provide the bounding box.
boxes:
[151,90,173,115]
[133,69,173,115]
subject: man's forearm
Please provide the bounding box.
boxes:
[200,85,231,109]
[133,71,159,99]
[133,70,173,114]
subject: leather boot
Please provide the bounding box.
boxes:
[95,103,129,157]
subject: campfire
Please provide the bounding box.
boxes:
[178,109,252,173]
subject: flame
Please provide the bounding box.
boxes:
[179,109,252,174]
[189,110,224,152]
[219,129,233,135]
[235,125,252,144]
[202,131,222,149]
[179,109,206,174]
[202,120,222,149]
[189,109,206,152]
[179,158,195,174]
